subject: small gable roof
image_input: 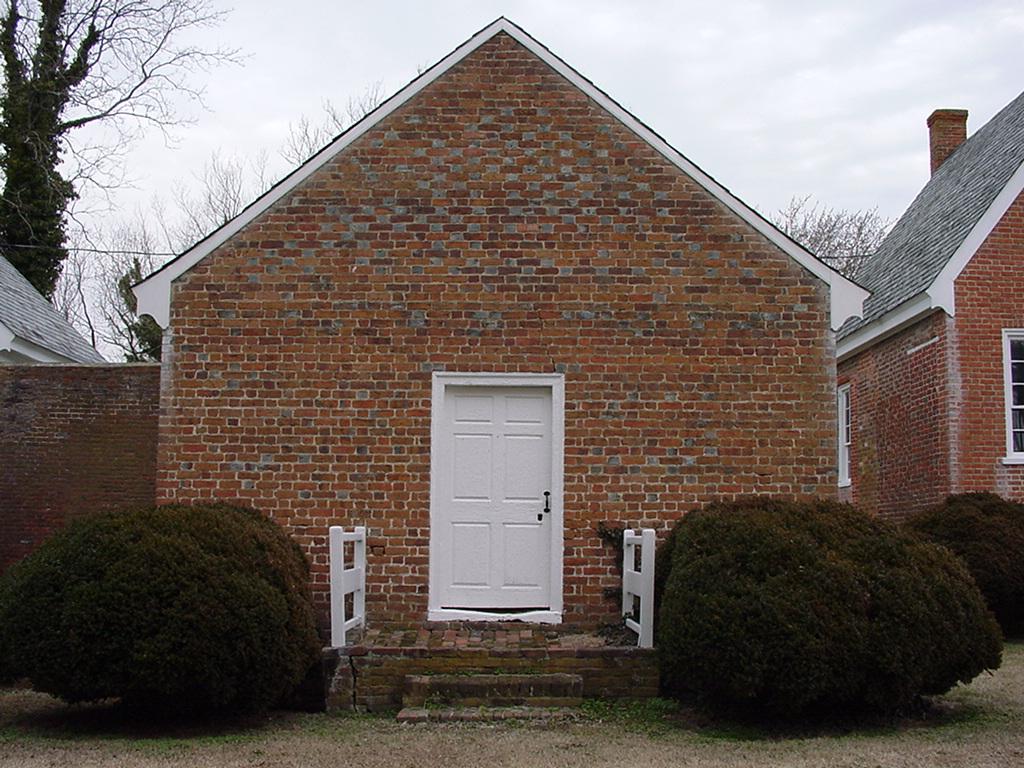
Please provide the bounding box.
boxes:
[838,90,1024,354]
[0,255,105,363]
[134,17,866,330]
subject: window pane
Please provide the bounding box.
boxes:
[1015,386,1024,407]
[1012,339,1024,361]
[837,387,851,483]
[1014,410,1024,430]
[1015,431,1024,453]
[1013,362,1024,383]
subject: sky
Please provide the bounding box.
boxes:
[101,0,1024,245]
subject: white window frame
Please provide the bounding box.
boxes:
[837,383,852,487]
[1003,330,1024,464]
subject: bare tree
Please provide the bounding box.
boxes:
[170,148,271,249]
[64,81,386,361]
[51,244,98,346]
[772,195,890,278]
[48,213,173,359]
[94,213,163,359]
[0,0,238,297]
[280,82,384,165]
[74,150,269,361]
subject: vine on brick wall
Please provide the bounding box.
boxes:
[596,521,625,607]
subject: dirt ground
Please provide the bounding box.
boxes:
[1,643,1022,768]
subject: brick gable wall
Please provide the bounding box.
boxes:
[0,364,160,569]
[159,33,837,630]
[952,190,1024,500]
[837,190,1024,517]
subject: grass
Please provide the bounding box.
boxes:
[578,697,680,736]
[0,689,273,753]
[579,644,1024,743]
[0,643,1021,766]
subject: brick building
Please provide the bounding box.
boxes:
[133,19,865,629]
[837,91,1024,519]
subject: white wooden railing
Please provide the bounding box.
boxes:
[622,528,656,648]
[329,525,366,647]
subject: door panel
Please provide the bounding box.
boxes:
[450,523,490,586]
[452,434,492,499]
[503,522,545,587]
[504,434,545,500]
[436,385,553,609]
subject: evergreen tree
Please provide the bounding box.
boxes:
[0,1,97,297]
[0,0,233,299]
[116,257,162,361]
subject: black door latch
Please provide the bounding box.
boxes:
[537,490,551,522]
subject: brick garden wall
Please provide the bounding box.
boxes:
[0,364,160,569]
[951,190,1024,501]
[158,32,839,630]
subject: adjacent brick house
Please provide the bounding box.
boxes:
[134,19,865,630]
[837,92,1024,518]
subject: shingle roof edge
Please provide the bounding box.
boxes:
[837,157,1024,360]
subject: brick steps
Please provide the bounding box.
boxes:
[395,672,585,722]
[403,671,585,708]
[402,672,583,708]
[324,641,658,712]
[396,705,577,723]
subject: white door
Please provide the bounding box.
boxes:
[435,385,554,610]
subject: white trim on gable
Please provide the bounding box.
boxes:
[0,319,79,364]
[928,158,1024,314]
[836,293,936,362]
[840,157,1024,361]
[0,319,12,351]
[133,17,865,331]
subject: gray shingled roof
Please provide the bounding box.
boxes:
[838,90,1024,339]
[0,255,105,362]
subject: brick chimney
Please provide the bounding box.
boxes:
[927,109,968,175]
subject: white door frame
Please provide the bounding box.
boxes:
[428,372,565,623]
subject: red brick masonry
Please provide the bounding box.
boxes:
[838,312,952,518]
[325,624,658,711]
[952,191,1024,501]
[838,191,1024,518]
[0,364,160,569]
[159,32,839,629]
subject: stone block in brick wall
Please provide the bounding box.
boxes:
[323,648,355,712]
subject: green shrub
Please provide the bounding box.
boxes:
[0,504,320,713]
[652,521,681,629]
[657,497,1002,718]
[907,492,1024,636]
[0,570,14,686]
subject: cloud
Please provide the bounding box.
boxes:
[94,0,1024,234]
